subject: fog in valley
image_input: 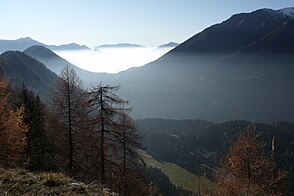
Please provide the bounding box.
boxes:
[54,47,173,73]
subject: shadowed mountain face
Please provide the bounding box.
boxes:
[0,51,59,98]
[173,8,294,54]
[111,8,294,122]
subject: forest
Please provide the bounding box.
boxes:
[0,65,292,195]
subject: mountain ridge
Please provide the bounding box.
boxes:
[158,42,179,48]
[24,45,110,87]
[2,7,294,122]
[0,50,59,97]
[96,43,144,49]
[0,37,89,53]
[109,7,294,121]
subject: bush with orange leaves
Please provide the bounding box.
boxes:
[0,80,27,168]
[216,126,288,196]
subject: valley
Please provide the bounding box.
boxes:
[1,5,294,195]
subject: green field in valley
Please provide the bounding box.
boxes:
[141,151,211,193]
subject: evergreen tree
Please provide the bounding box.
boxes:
[17,85,49,171]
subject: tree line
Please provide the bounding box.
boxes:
[0,65,150,195]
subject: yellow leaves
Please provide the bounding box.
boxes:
[0,80,28,168]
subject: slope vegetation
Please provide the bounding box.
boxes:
[0,51,59,97]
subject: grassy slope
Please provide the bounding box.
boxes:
[141,151,211,192]
[0,168,112,196]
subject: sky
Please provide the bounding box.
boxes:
[0,1,293,47]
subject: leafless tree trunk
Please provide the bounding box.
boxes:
[51,65,84,175]
[88,84,146,195]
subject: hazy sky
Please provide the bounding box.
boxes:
[1,1,293,47]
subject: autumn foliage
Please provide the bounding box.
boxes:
[217,126,288,196]
[0,81,27,168]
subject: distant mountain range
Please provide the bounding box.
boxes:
[96,42,179,49]
[47,43,89,50]
[0,37,178,54]
[1,7,294,122]
[0,37,89,53]
[95,43,144,49]
[158,42,179,48]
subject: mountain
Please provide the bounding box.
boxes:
[0,51,59,97]
[96,43,143,49]
[24,45,109,87]
[158,42,179,48]
[0,37,45,54]
[3,8,294,122]
[110,7,294,122]
[173,8,294,54]
[47,43,90,50]
[0,37,89,54]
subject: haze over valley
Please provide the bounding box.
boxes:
[54,46,174,73]
[1,1,294,195]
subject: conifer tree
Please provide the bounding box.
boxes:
[88,84,146,194]
[118,113,145,195]
[17,85,48,171]
[88,85,128,183]
[51,65,84,175]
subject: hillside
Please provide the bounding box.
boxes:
[111,8,294,122]
[0,51,59,97]
[137,118,294,193]
[142,151,211,192]
[24,45,109,87]
[173,8,294,54]
[0,168,113,195]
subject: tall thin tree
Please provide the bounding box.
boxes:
[88,84,128,183]
[88,84,146,194]
[118,113,145,195]
[51,65,83,175]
